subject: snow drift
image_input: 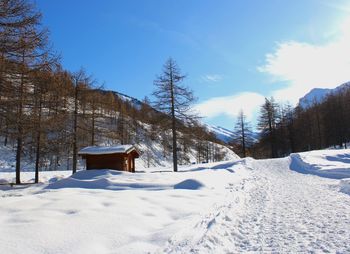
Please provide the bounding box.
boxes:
[290,149,350,179]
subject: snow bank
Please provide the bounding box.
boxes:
[173,179,204,190]
[47,170,171,191]
[290,149,350,179]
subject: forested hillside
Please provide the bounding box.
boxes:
[0,0,235,183]
[252,89,350,158]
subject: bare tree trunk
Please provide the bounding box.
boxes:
[91,109,95,146]
[15,64,25,185]
[72,82,78,174]
[35,131,41,182]
[35,97,43,183]
[118,104,125,145]
[315,106,322,149]
[170,69,178,172]
[241,116,246,157]
[15,135,22,184]
[4,118,8,146]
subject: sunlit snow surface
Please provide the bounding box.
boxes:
[1,150,350,253]
[291,149,350,179]
[78,145,135,155]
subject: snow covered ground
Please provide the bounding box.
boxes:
[0,161,249,254]
[1,149,350,253]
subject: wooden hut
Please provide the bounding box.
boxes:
[78,145,140,172]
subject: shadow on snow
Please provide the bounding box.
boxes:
[45,170,205,191]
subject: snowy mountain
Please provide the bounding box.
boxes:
[299,81,350,108]
[205,124,235,143]
[205,124,260,144]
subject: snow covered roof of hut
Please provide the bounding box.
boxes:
[78,145,138,155]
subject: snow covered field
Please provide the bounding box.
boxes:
[1,149,350,253]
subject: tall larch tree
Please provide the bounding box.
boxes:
[0,0,50,184]
[70,69,92,174]
[258,97,280,158]
[152,58,196,172]
[233,110,253,157]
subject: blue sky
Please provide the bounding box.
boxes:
[36,0,350,129]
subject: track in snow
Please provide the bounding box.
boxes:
[160,158,350,253]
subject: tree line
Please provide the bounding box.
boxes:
[231,92,350,159]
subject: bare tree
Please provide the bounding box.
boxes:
[32,69,49,183]
[233,110,253,157]
[0,0,50,184]
[257,97,280,158]
[70,68,92,174]
[152,58,196,172]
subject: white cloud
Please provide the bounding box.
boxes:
[201,74,223,83]
[324,1,350,13]
[259,17,350,104]
[194,92,265,122]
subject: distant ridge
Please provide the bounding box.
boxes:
[205,124,235,143]
[299,81,350,108]
[97,89,145,109]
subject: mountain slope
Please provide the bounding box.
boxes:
[205,124,235,143]
[299,81,350,108]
